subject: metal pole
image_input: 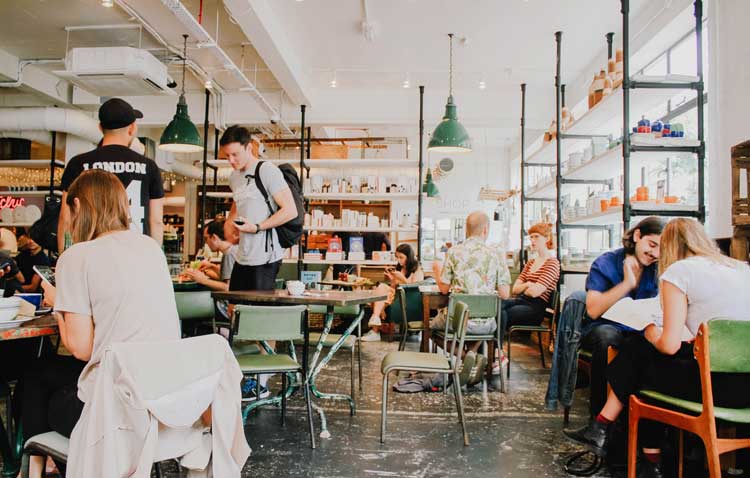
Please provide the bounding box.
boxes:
[520,83,526,268]
[554,31,563,262]
[694,0,705,223]
[297,105,306,280]
[200,88,210,234]
[606,32,614,59]
[49,131,56,196]
[561,84,566,108]
[417,85,425,262]
[622,0,632,230]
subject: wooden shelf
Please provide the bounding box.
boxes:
[304,226,417,233]
[282,258,397,266]
[0,160,65,168]
[305,193,417,201]
[1,190,61,197]
[207,159,417,169]
[526,179,555,199]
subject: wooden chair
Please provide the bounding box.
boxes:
[506,289,560,378]
[628,319,750,478]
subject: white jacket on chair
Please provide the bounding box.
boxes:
[66,335,251,478]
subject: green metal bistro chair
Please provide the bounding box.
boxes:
[432,294,504,394]
[628,319,750,478]
[293,304,363,399]
[396,286,428,351]
[380,300,470,445]
[506,288,560,378]
[231,304,315,446]
[174,290,216,336]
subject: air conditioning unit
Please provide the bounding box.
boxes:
[54,47,176,97]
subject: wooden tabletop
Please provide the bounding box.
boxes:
[317,279,377,288]
[213,289,388,306]
[0,314,58,342]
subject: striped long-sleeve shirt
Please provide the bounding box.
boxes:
[518,257,560,304]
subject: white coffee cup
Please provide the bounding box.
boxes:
[286,280,305,296]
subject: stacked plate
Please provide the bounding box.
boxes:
[0,296,30,330]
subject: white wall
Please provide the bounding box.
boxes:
[707,0,749,238]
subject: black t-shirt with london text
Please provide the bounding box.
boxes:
[61,145,165,235]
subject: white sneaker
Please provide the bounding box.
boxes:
[360,330,381,342]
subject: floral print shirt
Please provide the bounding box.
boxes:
[440,236,511,294]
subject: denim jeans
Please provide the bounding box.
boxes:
[580,321,626,416]
[545,291,587,411]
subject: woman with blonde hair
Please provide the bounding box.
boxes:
[565,218,750,475]
[21,169,180,478]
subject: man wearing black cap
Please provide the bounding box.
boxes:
[57,98,165,251]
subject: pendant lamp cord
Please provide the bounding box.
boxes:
[448,33,454,96]
[181,34,188,97]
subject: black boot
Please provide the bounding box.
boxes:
[636,458,664,478]
[563,418,610,457]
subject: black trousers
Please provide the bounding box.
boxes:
[607,335,750,448]
[581,323,629,416]
[229,260,282,291]
[500,296,547,329]
[21,355,85,443]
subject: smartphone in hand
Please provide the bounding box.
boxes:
[33,265,55,287]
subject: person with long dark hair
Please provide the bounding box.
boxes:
[362,243,423,342]
[546,217,665,417]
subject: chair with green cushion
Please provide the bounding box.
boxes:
[174,290,216,336]
[432,294,504,394]
[506,288,560,378]
[628,319,750,478]
[231,304,315,447]
[380,300,470,445]
[293,304,363,399]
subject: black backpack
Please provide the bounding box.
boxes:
[29,195,62,253]
[254,161,305,249]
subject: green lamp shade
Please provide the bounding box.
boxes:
[422,169,440,198]
[428,95,472,153]
[159,94,204,153]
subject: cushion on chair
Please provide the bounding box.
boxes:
[231,342,262,356]
[381,351,451,374]
[235,353,301,373]
[639,390,750,424]
[24,432,70,463]
[293,333,356,350]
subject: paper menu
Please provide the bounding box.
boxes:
[602,297,693,341]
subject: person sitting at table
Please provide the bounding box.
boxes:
[564,218,750,477]
[361,243,424,342]
[15,229,51,294]
[501,222,560,331]
[545,216,664,419]
[184,220,238,292]
[431,211,511,377]
[21,169,180,478]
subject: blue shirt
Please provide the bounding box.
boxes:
[585,248,659,331]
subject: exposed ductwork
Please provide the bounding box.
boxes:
[0,107,101,144]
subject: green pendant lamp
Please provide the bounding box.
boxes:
[159,35,203,153]
[428,33,472,153]
[422,167,440,198]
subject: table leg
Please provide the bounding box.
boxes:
[421,296,431,353]
[0,417,18,478]
[308,308,364,415]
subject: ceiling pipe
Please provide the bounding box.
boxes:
[0,59,64,88]
[0,107,101,144]
[154,0,293,134]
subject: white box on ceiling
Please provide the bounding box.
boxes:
[54,47,176,97]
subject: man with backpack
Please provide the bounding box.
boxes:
[220,125,301,291]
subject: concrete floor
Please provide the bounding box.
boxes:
[3,334,608,478]
[229,334,604,478]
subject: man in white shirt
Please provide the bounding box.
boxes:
[220,125,297,291]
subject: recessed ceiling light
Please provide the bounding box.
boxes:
[479,80,486,90]
[402,79,410,89]
[101,0,114,6]
[329,78,337,88]
[204,78,213,89]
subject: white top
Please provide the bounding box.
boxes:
[660,255,750,337]
[229,161,289,266]
[55,230,180,402]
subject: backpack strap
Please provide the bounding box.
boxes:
[252,161,274,254]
